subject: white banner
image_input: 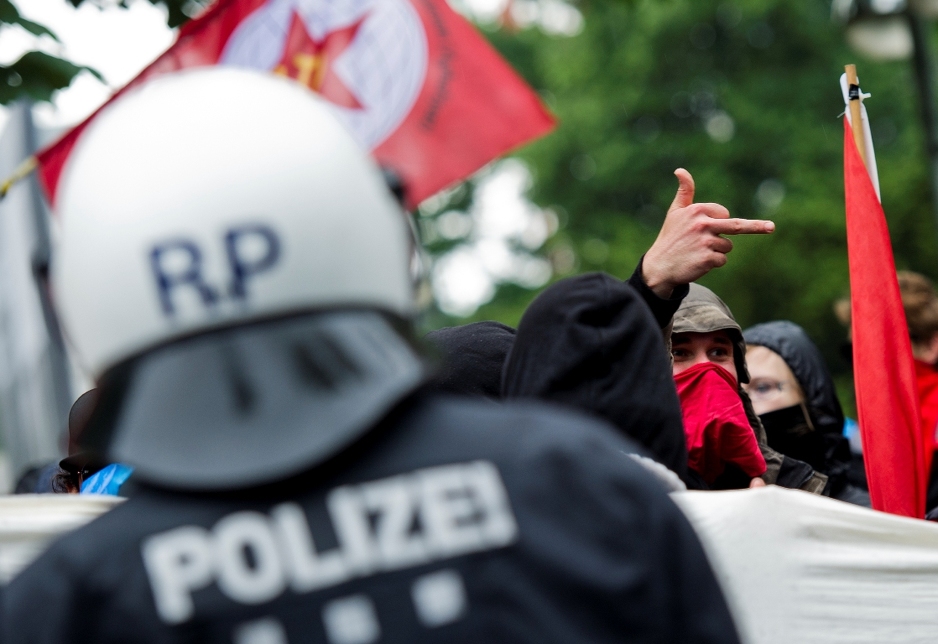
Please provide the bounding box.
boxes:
[674,486,938,644]
[0,494,121,582]
[4,484,938,644]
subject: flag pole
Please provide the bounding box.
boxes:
[0,155,37,200]
[845,64,867,168]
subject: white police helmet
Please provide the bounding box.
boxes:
[56,67,413,378]
[53,68,426,489]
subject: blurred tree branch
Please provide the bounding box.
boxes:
[0,0,60,40]
[0,51,102,104]
[64,0,207,29]
[0,0,105,105]
[0,0,207,106]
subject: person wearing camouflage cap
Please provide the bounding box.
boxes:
[671,284,827,493]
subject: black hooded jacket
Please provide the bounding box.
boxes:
[744,322,844,434]
[501,273,689,480]
[423,322,515,399]
[743,321,869,503]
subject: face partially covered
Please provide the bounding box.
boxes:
[742,345,804,415]
[671,330,738,383]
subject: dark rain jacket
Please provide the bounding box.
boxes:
[501,272,690,482]
[673,286,827,493]
[743,321,870,505]
[2,392,740,644]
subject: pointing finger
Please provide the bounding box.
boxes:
[708,218,775,235]
[669,168,695,212]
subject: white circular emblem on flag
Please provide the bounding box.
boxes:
[221,0,428,150]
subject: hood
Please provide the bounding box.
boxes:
[60,389,102,475]
[501,272,688,478]
[424,322,515,398]
[672,283,749,383]
[743,320,845,435]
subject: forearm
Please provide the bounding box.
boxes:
[627,255,689,330]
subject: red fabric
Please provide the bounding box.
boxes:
[915,359,938,454]
[844,117,926,518]
[36,0,555,210]
[674,362,766,485]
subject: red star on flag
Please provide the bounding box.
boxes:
[274,11,366,109]
[35,0,556,209]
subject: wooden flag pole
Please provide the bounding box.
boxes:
[0,155,37,201]
[846,64,867,168]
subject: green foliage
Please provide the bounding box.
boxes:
[0,0,106,105]
[445,0,938,415]
[7,0,934,416]
[0,0,59,40]
[0,0,200,106]
[65,0,206,30]
[0,51,102,104]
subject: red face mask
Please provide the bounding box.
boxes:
[674,362,766,484]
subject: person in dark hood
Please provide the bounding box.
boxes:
[54,389,105,493]
[743,321,871,506]
[671,285,828,493]
[14,390,106,495]
[423,321,515,398]
[502,272,690,481]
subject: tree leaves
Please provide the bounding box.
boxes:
[0,51,102,105]
[0,0,59,41]
[0,0,106,105]
[2,0,199,107]
[468,0,936,414]
[65,0,203,29]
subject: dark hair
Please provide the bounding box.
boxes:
[51,469,80,494]
[898,271,938,346]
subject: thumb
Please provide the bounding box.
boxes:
[669,168,695,211]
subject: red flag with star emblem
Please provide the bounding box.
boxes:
[35,0,555,209]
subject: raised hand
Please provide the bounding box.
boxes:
[641,168,775,298]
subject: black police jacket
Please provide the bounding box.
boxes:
[2,395,740,644]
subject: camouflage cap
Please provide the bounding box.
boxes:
[672,283,749,383]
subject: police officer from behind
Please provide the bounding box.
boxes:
[3,68,739,644]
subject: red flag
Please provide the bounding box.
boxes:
[36,0,555,209]
[844,117,926,517]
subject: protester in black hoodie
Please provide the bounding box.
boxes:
[502,272,691,482]
[743,321,870,506]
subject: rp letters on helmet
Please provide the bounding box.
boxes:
[149,223,282,317]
